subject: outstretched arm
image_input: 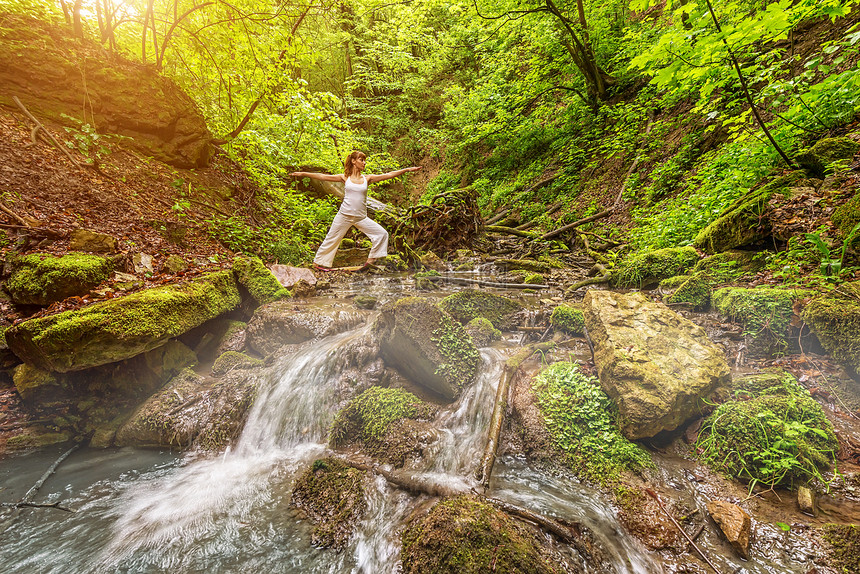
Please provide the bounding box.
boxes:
[366,166,421,184]
[289,171,345,182]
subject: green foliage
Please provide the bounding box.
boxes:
[696,372,837,490]
[431,314,482,389]
[550,305,585,335]
[613,246,700,287]
[712,286,810,354]
[438,289,522,329]
[822,524,860,573]
[531,362,652,484]
[805,222,860,279]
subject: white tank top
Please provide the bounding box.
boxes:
[340,175,368,217]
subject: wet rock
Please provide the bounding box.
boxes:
[329,386,437,467]
[4,252,115,305]
[232,255,290,306]
[615,486,686,551]
[438,289,523,330]
[69,229,118,253]
[819,524,860,573]
[419,251,446,271]
[583,290,730,440]
[353,295,377,310]
[12,363,65,404]
[802,281,860,374]
[213,320,247,355]
[332,248,369,267]
[161,255,187,273]
[400,495,566,574]
[464,317,500,347]
[211,351,263,376]
[269,264,317,289]
[372,297,479,400]
[115,367,258,450]
[132,253,154,274]
[290,458,367,550]
[291,279,316,298]
[495,258,554,273]
[5,427,73,450]
[6,270,240,372]
[797,485,815,515]
[112,271,143,291]
[706,500,752,560]
[0,14,211,167]
[245,301,364,356]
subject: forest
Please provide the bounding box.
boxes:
[1,0,860,572]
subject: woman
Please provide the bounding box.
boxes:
[290,151,420,271]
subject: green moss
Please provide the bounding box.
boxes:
[613,246,700,288]
[659,275,690,290]
[712,286,811,356]
[666,272,711,310]
[696,371,837,489]
[211,351,263,376]
[523,273,545,285]
[832,193,860,244]
[291,458,367,549]
[550,305,585,335]
[401,495,559,574]
[802,282,860,373]
[531,362,652,485]
[694,171,808,253]
[439,289,522,329]
[232,255,289,305]
[432,314,482,391]
[464,317,501,346]
[796,137,860,177]
[5,252,114,305]
[329,386,436,451]
[821,524,860,573]
[5,270,241,372]
[495,258,552,273]
[6,430,73,450]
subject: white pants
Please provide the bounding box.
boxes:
[313,211,389,267]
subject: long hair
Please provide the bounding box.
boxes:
[343,151,366,178]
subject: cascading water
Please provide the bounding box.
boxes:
[0,315,664,573]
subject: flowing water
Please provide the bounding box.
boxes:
[0,301,818,573]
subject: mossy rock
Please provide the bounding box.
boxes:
[4,252,115,305]
[329,386,437,467]
[795,136,860,178]
[211,351,263,376]
[802,282,860,374]
[5,270,241,372]
[712,286,812,357]
[658,275,690,291]
[401,495,563,574]
[613,246,700,288]
[372,297,480,400]
[5,428,74,450]
[438,289,523,330]
[464,317,501,347]
[495,258,552,273]
[665,272,711,310]
[820,524,860,573]
[12,363,65,404]
[831,193,860,245]
[693,171,809,253]
[691,250,763,280]
[523,273,546,285]
[290,458,367,550]
[696,371,837,488]
[353,295,377,310]
[232,255,290,306]
[549,305,585,335]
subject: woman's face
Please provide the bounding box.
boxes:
[354,156,366,172]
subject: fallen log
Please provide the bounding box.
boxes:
[475,342,556,489]
[485,225,539,239]
[425,275,551,290]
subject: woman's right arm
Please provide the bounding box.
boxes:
[290,172,344,182]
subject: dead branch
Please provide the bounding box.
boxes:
[0,202,31,227]
[1,501,73,512]
[644,488,721,573]
[476,342,556,489]
[12,96,83,169]
[538,208,612,241]
[516,202,563,231]
[485,208,509,225]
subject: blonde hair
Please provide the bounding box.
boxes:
[343,151,366,178]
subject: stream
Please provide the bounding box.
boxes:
[0,281,836,573]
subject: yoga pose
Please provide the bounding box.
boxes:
[291,152,420,271]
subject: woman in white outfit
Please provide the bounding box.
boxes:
[290,151,420,271]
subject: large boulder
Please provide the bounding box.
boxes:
[583,290,730,440]
[0,15,211,168]
[372,297,480,400]
[245,300,365,356]
[4,252,116,306]
[114,367,258,450]
[5,270,240,372]
[231,256,290,306]
[802,282,860,375]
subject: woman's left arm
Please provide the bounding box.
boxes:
[366,166,421,184]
